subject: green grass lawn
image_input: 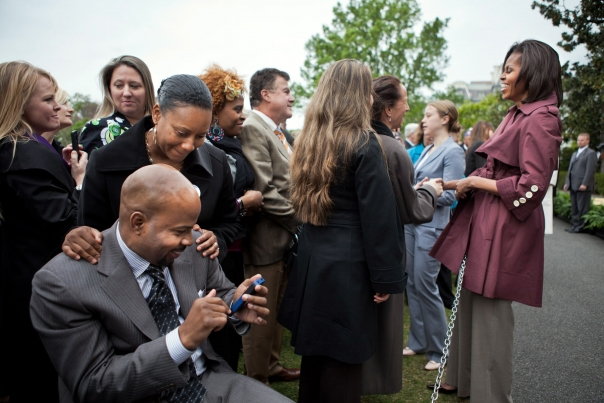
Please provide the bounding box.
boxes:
[237,297,468,402]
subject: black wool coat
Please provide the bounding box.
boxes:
[78,116,242,261]
[279,134,406,364]
[0,136,78,397]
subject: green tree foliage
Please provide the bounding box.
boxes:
[532,0,604,147]
[457,93,513,132]
[293,0,449,105]
[404,87,466,128]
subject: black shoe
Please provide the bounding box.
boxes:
[427,383,457,395]
[564,228,576,233]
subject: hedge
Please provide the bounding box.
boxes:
[556,171,604,195]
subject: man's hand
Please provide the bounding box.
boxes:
[563,184,569,191]
[374,293,390,303]
[178,289,229,350]
[193,226,219,259]
[232,274,269,325]
[62,226,103,264]
[579,184,587,191]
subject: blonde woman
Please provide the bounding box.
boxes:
[79,55,155,154]
[402,100,465,370]
[281,60,406,403]
[0,61,87,402]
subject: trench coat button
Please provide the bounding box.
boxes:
[513,200,520,207]
[531,185,538,192]
[520,197,526,204]
[526,191,533,199]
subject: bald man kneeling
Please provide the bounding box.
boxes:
[30,165,293,403]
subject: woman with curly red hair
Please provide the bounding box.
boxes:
[199,65,263,371]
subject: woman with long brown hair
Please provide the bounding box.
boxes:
[79,55,156,154]
[280,60,406,403]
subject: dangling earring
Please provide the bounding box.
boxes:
[207,118,224,141]
[153,127,158,145]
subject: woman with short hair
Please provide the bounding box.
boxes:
[432,40,563,402]
[79,55,156,154]
[464,120,495,176]
[283,60,406,403]
[65,74,242,262]
[199,64,263,371]
[408,125,434,164]
[0,61,87,402]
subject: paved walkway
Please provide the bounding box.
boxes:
[511,218,604,402]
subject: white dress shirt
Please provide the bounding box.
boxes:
[252,110,279,131]
[576,145,588,157]
[116,225,206,375]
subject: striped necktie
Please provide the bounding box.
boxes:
[145,264,207,403]
[274,128,292,155]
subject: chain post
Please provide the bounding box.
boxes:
[430,255,466,403]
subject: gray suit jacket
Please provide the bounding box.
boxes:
[238,112,298,266]
[565,147,597,191]
[30,223,247,403]
[414,136,466,229]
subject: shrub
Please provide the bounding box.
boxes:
[556,172,604,195]
[553,192,571,219]
[559,147,577,171]
[557,171,567,191]
[583,204,604,230]
[595,173,604,195]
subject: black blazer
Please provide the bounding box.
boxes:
[280,134,405,364]
[0,137,78,373]
[465,141,486,177]
[78,116,242,261]
[0,138,78,289]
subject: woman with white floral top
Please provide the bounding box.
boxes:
[79,55,155,154]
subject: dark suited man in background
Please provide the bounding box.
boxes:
[30,165,292,403]
[564,132,597,233]
[238,68,300,385]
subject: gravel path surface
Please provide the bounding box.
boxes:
[512,218,604,402]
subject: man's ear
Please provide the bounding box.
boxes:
[261,89,271,103]
[130,212,147,235]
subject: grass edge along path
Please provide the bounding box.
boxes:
[238,298,468,402]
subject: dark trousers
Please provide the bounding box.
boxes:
[570,189,591,231]
[437,265,454,309]
[3,294,59,402]
[208,251,245,371]
[298,355,362,403]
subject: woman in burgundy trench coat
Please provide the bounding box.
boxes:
[430,40,563,402]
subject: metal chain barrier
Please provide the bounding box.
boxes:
[431,255,467,403]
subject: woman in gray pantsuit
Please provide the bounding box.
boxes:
[403,100,465,370]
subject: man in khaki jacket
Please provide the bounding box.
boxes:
[238,68,300,384]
